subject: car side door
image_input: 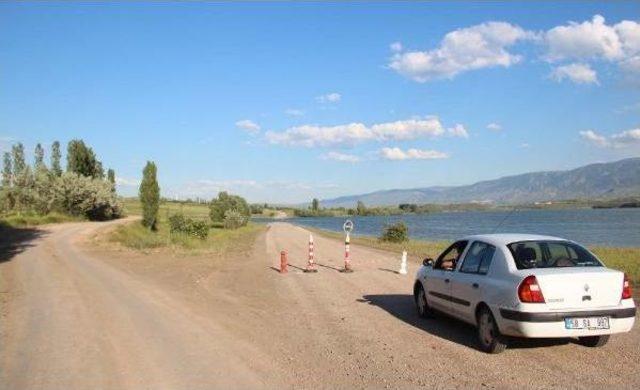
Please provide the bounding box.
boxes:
[449,240,496,324]
[423,241,468,312]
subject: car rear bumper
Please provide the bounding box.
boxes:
[497,306,636,338]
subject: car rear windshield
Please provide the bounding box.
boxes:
[507,240,603,270]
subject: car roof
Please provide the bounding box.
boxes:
[459,233,568,247]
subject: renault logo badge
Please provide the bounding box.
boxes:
[584,284,590,292]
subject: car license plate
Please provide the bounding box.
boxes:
[564,316,610,330]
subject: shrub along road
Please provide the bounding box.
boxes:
[1,221,639,389]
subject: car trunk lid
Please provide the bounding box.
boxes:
[529,268,623,310]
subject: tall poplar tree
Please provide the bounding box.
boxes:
[51,141,62,176]
[139,161,160,230]
[34,143,45,169]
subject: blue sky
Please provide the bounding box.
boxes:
[1,2,639,203]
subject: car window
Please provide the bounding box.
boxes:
[460,241,495,274]
[434,241,468,271]
[507,240,602,269]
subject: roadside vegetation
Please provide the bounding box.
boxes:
[112,170,263,252]
[0,140,122,226]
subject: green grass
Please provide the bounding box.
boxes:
[591,247,640,285]
[110,201,264,253]
[311,228,640,285]
[121,198,210,220]
[0,211,83,227]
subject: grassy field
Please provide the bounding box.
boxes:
[311,228,640,285]
[0,211,83,227]
[113,198,264,253]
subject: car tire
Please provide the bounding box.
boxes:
[414,284,434,318]
[476,306,507,354]
[578,335,610,348]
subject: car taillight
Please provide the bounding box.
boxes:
[518,275,545,303]
[622,273,632,300]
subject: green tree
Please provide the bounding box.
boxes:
[107,168,116,193]
[34,143,45,169]
[139,161,160,230]
[51,141,62,176]
[356,200,367,216]
[66,139,102,178]
[209,191,250,225]
[12,143,26,176]
[311,198,320,211]
[2,152,11,187]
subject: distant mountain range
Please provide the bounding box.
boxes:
[321,157,640,208]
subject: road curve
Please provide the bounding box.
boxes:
[1,220,639,389]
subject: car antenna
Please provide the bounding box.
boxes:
[491,206,518,234]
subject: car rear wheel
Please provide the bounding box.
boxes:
[414,284,434,318]
[578,335,609,348]
[477,306,507,354]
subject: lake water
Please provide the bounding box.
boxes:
[270,208,640,247]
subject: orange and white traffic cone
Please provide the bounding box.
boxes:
[304,234,318,273]
[341,232,354,273]
[280,250,288,274]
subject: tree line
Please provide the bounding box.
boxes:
[0,139,121,221]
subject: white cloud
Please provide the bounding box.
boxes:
[550,63,599,84]
[580,128,640,148]
[390,42,403,52]
[447,124,469,138]
[166,179,340,203]
[284,108,305,117]
[380,147,449,161]
[544,15,624,62]
[580,130,609,147]
[387,15,640,85]
[611,128,640,146]
[115,177,141,186]
[316,92,341,104]
[389,21,534,82]
[543,15,640,81]
[265,117,450,147]
[235,119,261,133]
[487,122,502,131]
[520,143,530,149]
[320,151,361,163]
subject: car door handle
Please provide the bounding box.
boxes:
[444,279,450,283]
[472,283,479,289]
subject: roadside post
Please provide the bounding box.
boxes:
[341,219,354,273]
[304,234,318,273]
[280,250,288,274]
[398,250,408,275]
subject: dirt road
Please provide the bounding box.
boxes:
[1,221,639,389]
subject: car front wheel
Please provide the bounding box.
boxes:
[477,306,507,354]
[578,335,609,348]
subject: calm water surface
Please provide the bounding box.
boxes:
[270,208,640,247]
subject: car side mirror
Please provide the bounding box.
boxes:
[422,258,434,267]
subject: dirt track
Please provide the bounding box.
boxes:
[1,220,639,389]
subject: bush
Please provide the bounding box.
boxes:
[169,213,209,239]
[223,209,247,229]
[55,172,123,220]
[210,191,250,223]
[380,222,408,243]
